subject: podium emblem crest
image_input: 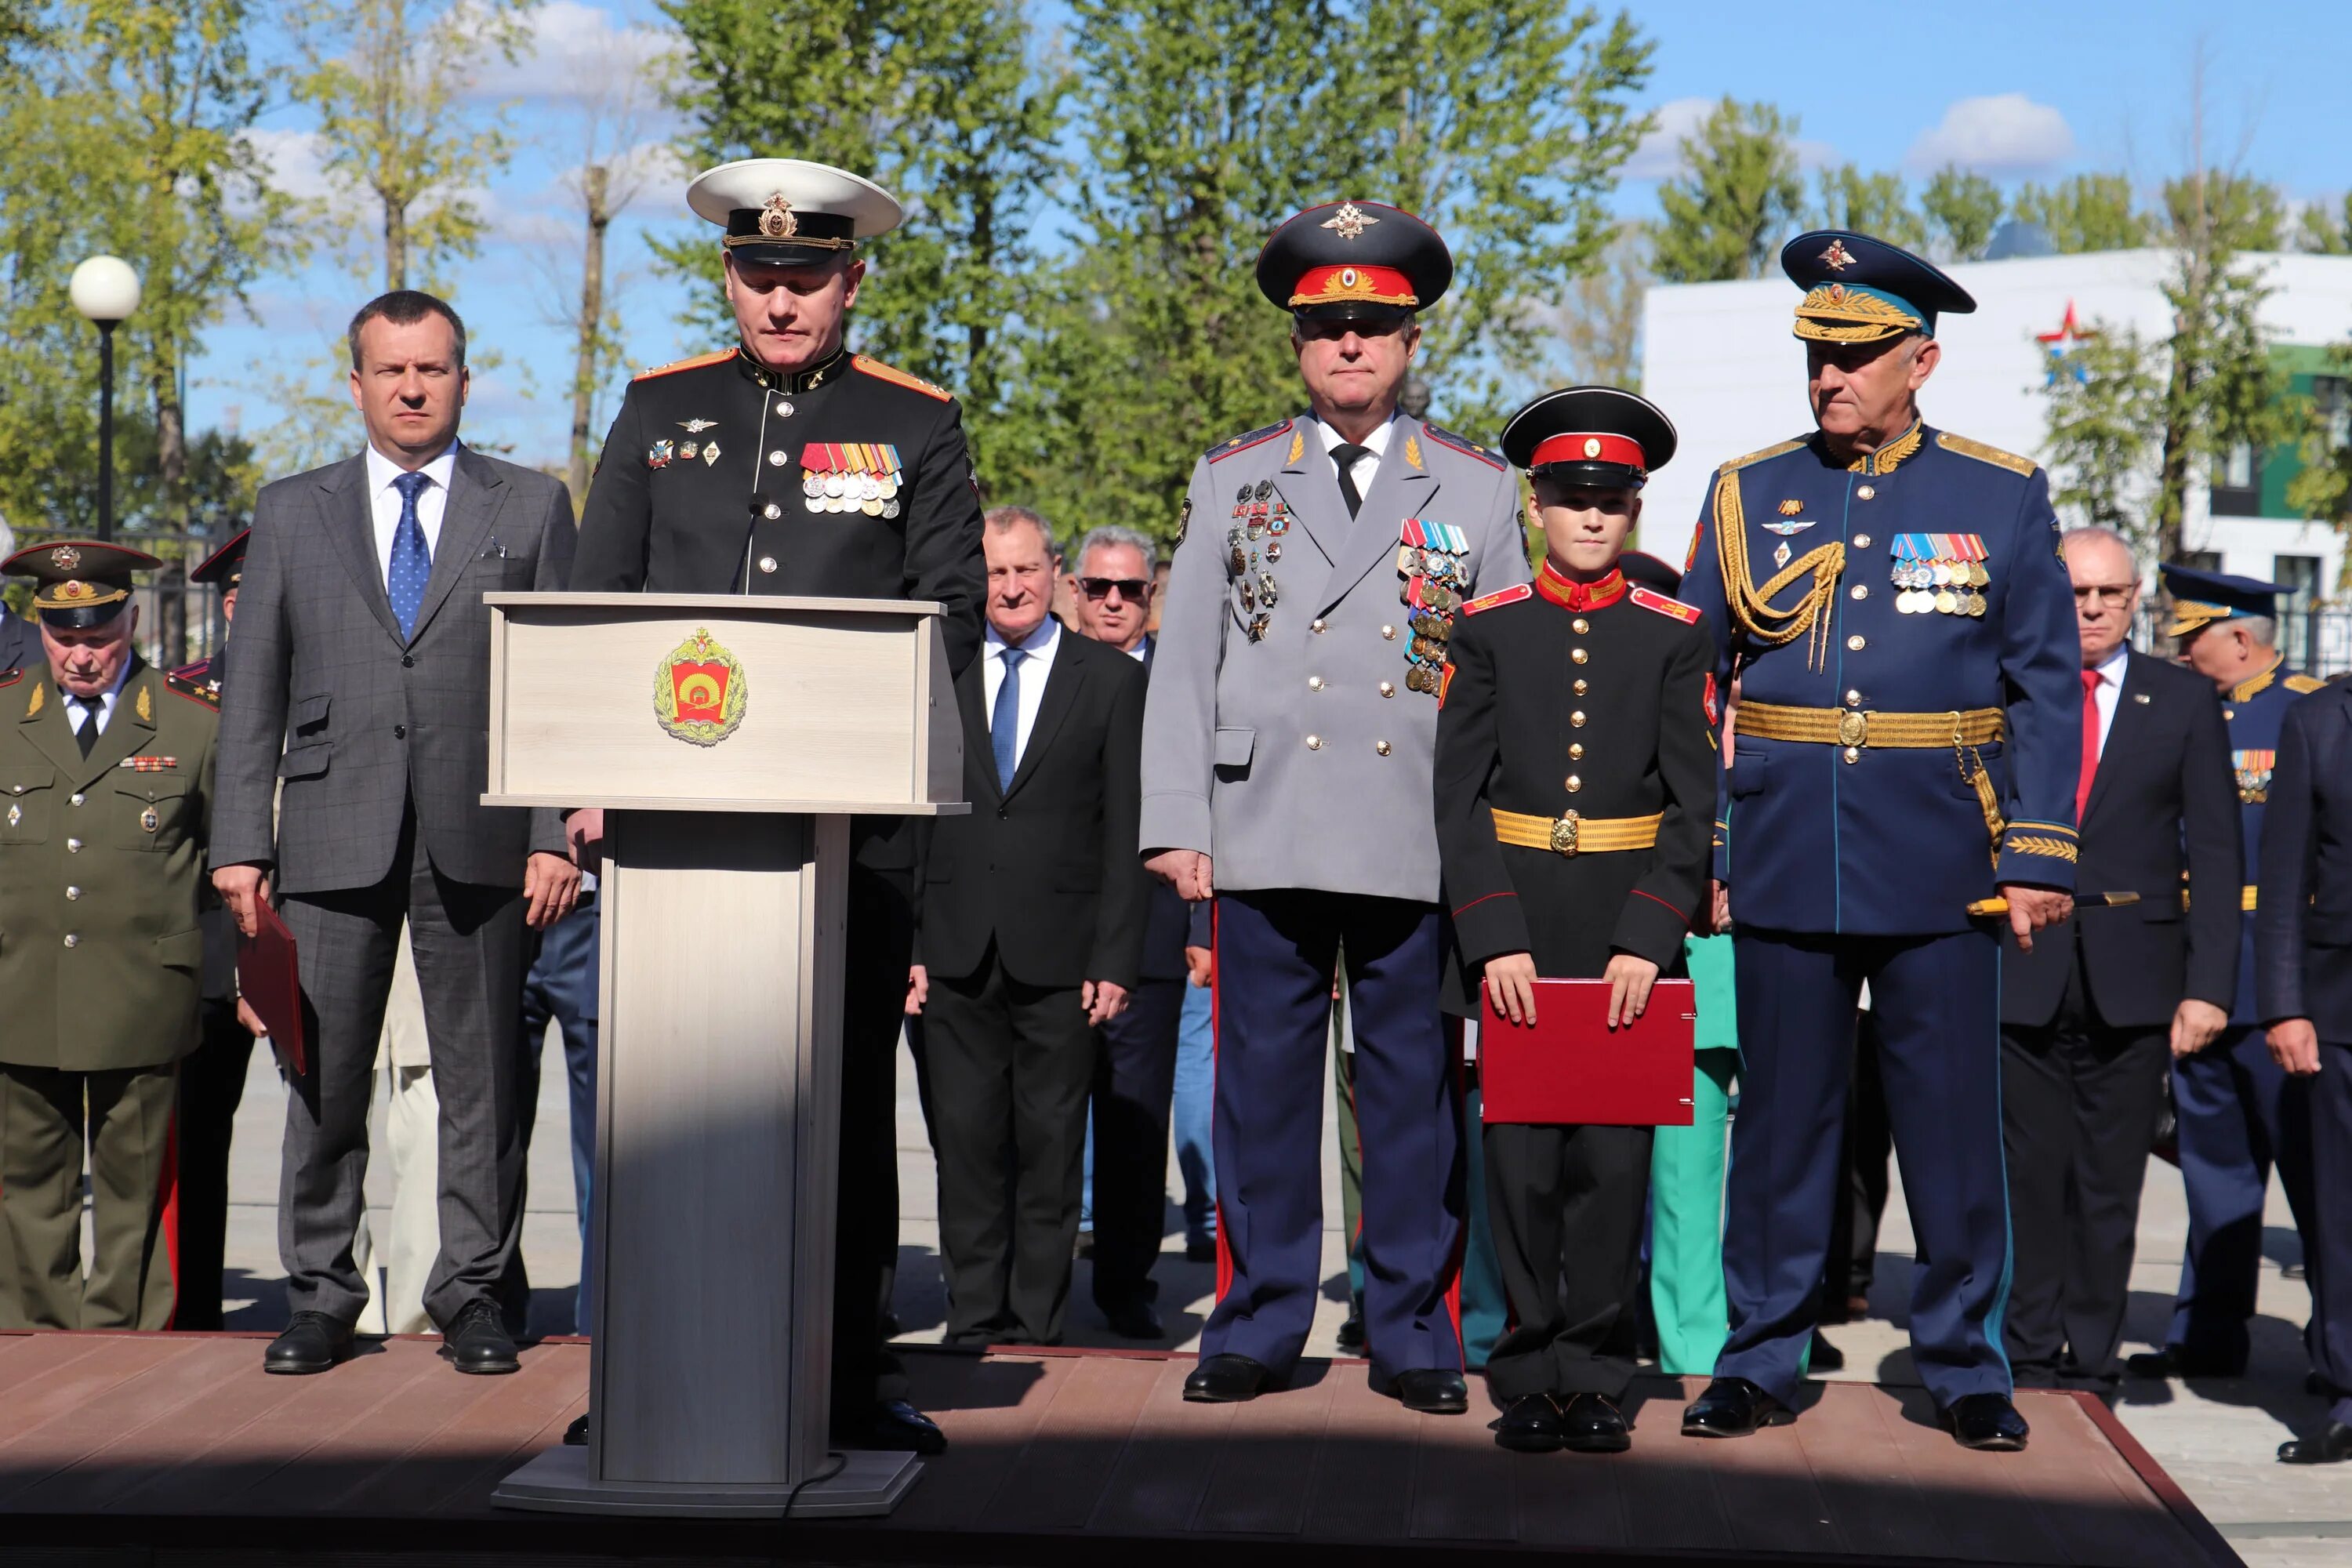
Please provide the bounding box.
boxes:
[655,626,748,746]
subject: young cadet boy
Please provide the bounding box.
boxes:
[1433,387,1718,1454]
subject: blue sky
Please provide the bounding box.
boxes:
[187,0,2352,474]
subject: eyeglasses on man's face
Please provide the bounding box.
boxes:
[2072,584,2136,608]
[1080,576,1151,601]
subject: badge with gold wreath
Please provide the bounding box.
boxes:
[654,626,748,746]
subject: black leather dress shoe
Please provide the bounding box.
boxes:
[1184,1352,1273,1403]
[1940,1393,2030,1450]
[1559,1393,1632,1454]
[1490,1393,1565,1453]
[870,1399,948,1454]
[1682,1377,1792,1437]
[2278,1421,2352,1465]
[1809,1330,1846,1373]
[563,1414,590,1446]
[1102,1298,1166,1341]
[1370,1367,1469,1414]
[2124,1345,2246,1380]
[264,1310,355,1375]
[443,1298,521,1374]
[1334,1309,1367,1355]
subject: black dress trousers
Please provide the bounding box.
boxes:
[1089,975,1183,1314]
[2000,931,2170,1385]
[1480,1120,1654,1400]
[832,865,918,1425]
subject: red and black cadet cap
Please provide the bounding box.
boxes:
[1256,200,1454,325]
[190,528,249,588]
[1,538,162,629]
[1499,385,1677,491]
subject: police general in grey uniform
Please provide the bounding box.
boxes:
[1142,200,1529,1412]
[571,157,984,1457]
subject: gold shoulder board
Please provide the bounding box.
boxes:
[851,354,953,401]
[1936,432,2036,477]
[633,347,735,383]
[1717,437,1806,475]
[2286,673,2327,694]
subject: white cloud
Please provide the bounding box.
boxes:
[468,2,684,104]
[239,127,347,205]
[1906,93,2076,175]
[1625,96,1839,180]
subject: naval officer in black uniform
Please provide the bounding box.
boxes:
[571,157,985,1456]
[1434,388,1717,1454]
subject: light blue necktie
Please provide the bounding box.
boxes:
[387,470,433,640]
[992,646,1027,791]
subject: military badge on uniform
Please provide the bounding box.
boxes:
[679,419,717,434]
[647,439,675,469]
[136,686,152,723]
[2234,749,2275,804]
[1322,201,1377,240]
[1890,534,1989,616]
[655,626,748,746]
[1762,518,1813,536]
[702,441,721,466]
[140,805,160,834]
[5,803,17,828]
[49,545,80,571]
[1399,518,1468,696]
[1820,238,1857,271]
[680,442,699,461]
[1174,496,1191,546]
[801,443,903,516]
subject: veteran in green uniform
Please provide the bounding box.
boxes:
[0,540,220,1330]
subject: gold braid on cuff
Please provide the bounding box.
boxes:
[2005,834,2079,864]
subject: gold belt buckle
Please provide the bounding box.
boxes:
[1549,810,1581,857]
[1838,709,1868,750]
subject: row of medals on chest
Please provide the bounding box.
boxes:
[1229,479,1288,639]
[655,424,904,519]
[1888,554,1988,617]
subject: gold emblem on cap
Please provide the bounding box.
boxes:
[50,545,81,571]
[758,193,798,238]
[1583,437,1602,458]
[56,579,93,601]
[1820,238,1857,271]
[1321,201,1377,241]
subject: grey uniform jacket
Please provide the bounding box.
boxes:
[1141,412,1530,902]
[213,448,576,895]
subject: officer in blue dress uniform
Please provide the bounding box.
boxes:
[1141,201,1530,1411]
[2130,565,2325,1380]
[1677,231,2082,1451]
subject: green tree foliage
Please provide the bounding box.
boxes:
[1806,165,1922,251]
[1648,97,1802,284]
[0,1,283,537]
[2009,173,2148,254]
[1918,166,2005,262]
[1553,223,1648,390]
[2284,348,2352,548]
[657,0,1068,481]
[2293,194,2352,255]
[2039,322,2165,544]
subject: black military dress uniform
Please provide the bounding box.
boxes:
[1433,389,1716,1452]
[569,158,984,1454]
[169,528,254,1330]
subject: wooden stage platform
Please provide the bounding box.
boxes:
[0,1330,2239,1566]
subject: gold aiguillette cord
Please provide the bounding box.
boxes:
[1714,468,1846,673]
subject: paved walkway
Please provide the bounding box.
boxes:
[206,1035,2347,1563]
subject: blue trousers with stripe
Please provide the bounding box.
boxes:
[1208,890,1464,1381]
[1718,927,2013,1408]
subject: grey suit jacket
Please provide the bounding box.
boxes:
[1140,412,1530,902]
[213,446,575,895]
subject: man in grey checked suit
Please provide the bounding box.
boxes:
[213,291,582,1377]
[1142,201,1529,1410]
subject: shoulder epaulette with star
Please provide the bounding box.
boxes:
[165,670,220,711]
[1631,586,1702,625]
[2287,672,2327,694]
[1718,437,1806,475]
[1935,431,2036,477]
[1463,583,1531,615]
[1207,419,1293,464]
[1421,423,1505,472]
[633,347,734,383]
[852,354,953,401]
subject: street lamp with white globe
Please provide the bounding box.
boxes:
[70,256,141,542]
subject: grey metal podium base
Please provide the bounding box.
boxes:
[492,1446,921,1518]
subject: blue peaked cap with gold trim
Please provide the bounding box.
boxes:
[2159,561,2290,638]
[1783,230,1976,344]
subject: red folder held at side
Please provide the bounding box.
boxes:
[1480,978,1695,1127]
[236,900,309,1078]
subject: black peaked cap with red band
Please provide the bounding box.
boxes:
[1256,200,1454,325]
[1499,385,1677,491]
[189,528,249,587]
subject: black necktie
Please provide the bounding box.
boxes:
[73,697,97,757]
[1330,441,1372,517]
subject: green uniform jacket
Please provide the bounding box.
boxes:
[0,659,220,1070]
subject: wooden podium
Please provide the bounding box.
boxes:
[481,593,964,1518]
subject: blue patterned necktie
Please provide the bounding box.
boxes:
[387,470,433,639]
[991,645,1027,791]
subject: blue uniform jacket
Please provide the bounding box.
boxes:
[1677,423,2082,935]
[2221,655,2328,1023]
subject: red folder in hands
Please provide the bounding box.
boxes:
[1479,978,1696,1127]
[236,900,308,1078]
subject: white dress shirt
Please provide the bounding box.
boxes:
[365,442,460,586]
[2086,643,2130,758]
[67,657,135,739]
[1315,411,1399,500]
[982,615,1062,770]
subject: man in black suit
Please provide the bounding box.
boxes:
[0,522,35,673]
[2255,672,2352,1464]
[912,506,1150,1345]
[1999,527,2240,1388]
[1066,524,1183,1339]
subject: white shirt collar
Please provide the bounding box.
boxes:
[365,440,461,498]
[985,615,1060,658]
[1315,409,1399,459]
[2090,644,2130,686]
[67,656,135,726]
